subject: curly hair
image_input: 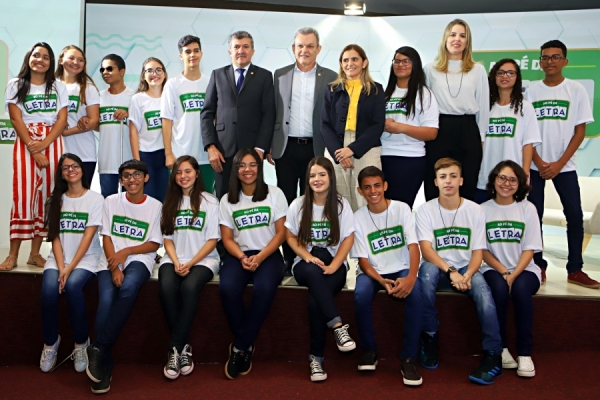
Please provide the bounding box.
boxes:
[489,59,524,116]
[485,160,531,202]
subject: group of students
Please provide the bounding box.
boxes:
[0,15,597,395]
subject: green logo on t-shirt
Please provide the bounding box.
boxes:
[23,93,58,114]
[385,97,407,115]
[68,95,80,113]
[174,209,206,231]
[368,225,405,255]
[144,110,162,131]
[311,221,330,243]
[59,211,88,234]
[434,227,471,251]
[532,100,570,120]
[179,93,205,113]
[487,117,517,138]
[99,106,128,125]
[232,206,271,231]
[486,220,524,244]
[111,215,149,242]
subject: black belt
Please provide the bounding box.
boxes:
[288,137,312,144]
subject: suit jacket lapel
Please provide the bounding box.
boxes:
[239,64,255,94]
[226,65,237,95]
[282,66,294,108]
[313,65,325,110]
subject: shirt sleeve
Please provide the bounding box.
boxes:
[474,64,490,140]
[339,198,356,239]
[349,211,369,259]
[100,197,112,237]
[272,187,289,221]
[522,101,542,147]
[402,204,418,246]
[523,202,543,252]
[87,193,104,228]
[284,198,301,236]
[160,80,176,120]
[420,89,440,128]
[471,204,487,251]
[56,82,69,111]
[219,195,235,230]
[128,95,143,132]
[4,79,18,110]
[85,83,101,106]
[415,204,434,244]
[204,195,221,241]
[147,202,164,245]
[575,83,594,125]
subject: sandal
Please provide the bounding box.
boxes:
[27,254,46,268]
[0,255,18,271]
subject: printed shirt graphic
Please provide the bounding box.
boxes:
[45,191,105,274]
[219,185,288,251]
[161,194,221,275]
[380,87,439,157]
[285,196,355,271]
[160,73,209,164]
[525,79,594,173]
[62,81,100,162]
[351,201,417,275]
[480,200,543,283]
[129,93,164,152]
[416,198,486,267]
[97,87,135,174]
[4,78,68,125]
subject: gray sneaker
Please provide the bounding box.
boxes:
[74,338,90,372]
[40,336,61,372]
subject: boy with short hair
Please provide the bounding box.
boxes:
[85,159,163,394]
[416,157,503,385]
[352,166,424,386]
[525,39,599,288]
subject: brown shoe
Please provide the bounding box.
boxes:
[540,268,546,285]
[0,255,18,271]
[567,270,600,289]
[27,254,46,268]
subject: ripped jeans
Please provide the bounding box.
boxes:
[419,261,502,354]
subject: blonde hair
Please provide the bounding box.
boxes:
[434,19,475,73]
[330,44,378,96]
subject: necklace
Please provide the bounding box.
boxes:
[438,198,462,230]
[368,200,389,238]
[445,71,464,98]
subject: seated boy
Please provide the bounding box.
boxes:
[352,166,424,386]
[85,160,163,394]
[416,157,503,385]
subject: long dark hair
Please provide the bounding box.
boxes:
[45,153,89,241]
[13,42,57,104]
[55,45,98,105]
[489,58,524,116]
[227,148,268,204]
[384,46,429,118]
[486,160,531,202]
[161,156,206,235]
[136,57,168,93]
[297,157,342,247]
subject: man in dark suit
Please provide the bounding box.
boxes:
[268,27,337,271]
[201,31,275,198]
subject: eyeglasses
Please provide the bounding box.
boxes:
[121,171,144,181]
[392,58,412,66]
[61,163,81,172]
[237,162,259,170]
[540,55,565,62]
[496,70,517,78]
[496,174,519,186]
[144,67,164,75]
[99,66,114,73]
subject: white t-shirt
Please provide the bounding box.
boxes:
[415,198,487,267]
[100,192,163,274]
[477,100,542,189]
[480,199,543,283]
[61,81,101,162]
[4,78,68,125]
[129,92,164,153]
[160,73,209,164]
[160,193,221,275]
[381,87,439,157]
[351,200,418,275]
[45,190,106,273]
[219,185,288,251]
[424,61,490,139]
[97,88,135,174]
[285,195,355,271]
[525,78,594,173]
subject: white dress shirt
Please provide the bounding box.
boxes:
[289,64,316,138]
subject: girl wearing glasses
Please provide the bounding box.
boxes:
[1,42,68,271]
[382,46,439,208]
[285,156,356,382]
[475,59,541,204]
[129,57,169,202]
[39,153,105,373]
[218,148,287,380]
[480,160,542,378]
[424,19,489,202]
[56,45,100,186]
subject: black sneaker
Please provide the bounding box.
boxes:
[85,345,104,383]
[91,369,111,395]
[357,351,378,371]
[401,358,423,386]
[469,350,503,385]
[225,344,253,379]
[179,344,194,376]
[333,324,356,352]
[163,348,180,380]
[419,332,439,369]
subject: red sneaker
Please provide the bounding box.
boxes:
[540,269,546,285]
[567,271,600,289]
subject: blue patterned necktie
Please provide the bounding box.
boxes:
[236,68,245,93]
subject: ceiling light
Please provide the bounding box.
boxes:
[344,2,366,16]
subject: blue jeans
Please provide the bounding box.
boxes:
[528,170,584,273]
[381,155,426,209]
[94,262,150,370]
[354,269,423,360]
[99,174,121,198]
[139,149,169,202]
[41,268,95,345]
[419,262,502,354]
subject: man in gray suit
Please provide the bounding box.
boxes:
[268,27,337,270]
[201,31,275,198]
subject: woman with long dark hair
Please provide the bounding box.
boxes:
[39,153,104,373]
[382,46,439,208]
[159,155,220,379]
[218,148,288,379]
[285,156,356,382]
[1,42,67,271]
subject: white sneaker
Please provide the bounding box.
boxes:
[73,338,90,372]
[517,356,535,377]
[502,348,518,369]
[333,324,356,352]
[309,355,327,382]
[40,336,61,372]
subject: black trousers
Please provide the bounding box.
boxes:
[424,114,482,201]
[215,155,235,200]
